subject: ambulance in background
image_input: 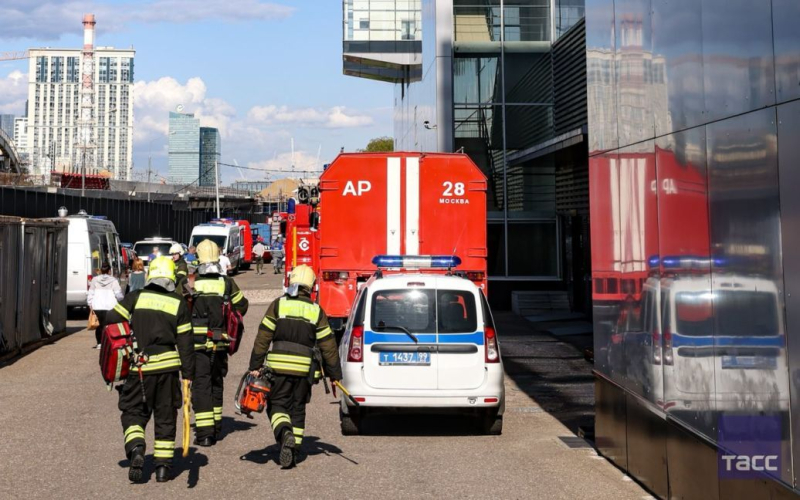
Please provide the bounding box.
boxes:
[189,220,242,273]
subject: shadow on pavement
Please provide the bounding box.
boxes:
[117,450,209,487]
[357,411,484,437]
[217,416,257,440]
[240,436,357,466]
[494,311,595,436]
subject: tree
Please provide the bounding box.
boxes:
[361,136,394,152]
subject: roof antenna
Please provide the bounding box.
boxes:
[448,223,468,275]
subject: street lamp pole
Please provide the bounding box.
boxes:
[214,158,221,218]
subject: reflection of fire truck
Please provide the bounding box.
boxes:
[312,153,488,333]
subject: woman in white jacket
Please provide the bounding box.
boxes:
[87,263,124,348]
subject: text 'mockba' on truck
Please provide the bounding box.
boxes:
[316,152,488,332]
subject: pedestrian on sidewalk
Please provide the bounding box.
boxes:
[127,259,146,293]
[87,263,124,348]
[253,238,266,275]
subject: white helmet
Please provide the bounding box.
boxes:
[169,243,184,256]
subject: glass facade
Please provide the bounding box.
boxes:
[167,112,200,185]
[389,1,587,284]
[199,127,221,187]
[587,0,800,492]
[451,1,557,278]
[344,0,422,43]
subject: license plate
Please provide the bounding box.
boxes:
[379,351,431,366]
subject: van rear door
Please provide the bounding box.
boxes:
[363,288,438,390]
[67,242,88,304]
[436,288,485,390]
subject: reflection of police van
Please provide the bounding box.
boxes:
[338,255,504,436]
[660,274,789,414]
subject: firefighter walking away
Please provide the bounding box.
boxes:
[191,239,249,446]
[248,264,342,468]
[105,256,195,483]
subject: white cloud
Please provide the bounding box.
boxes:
[0,0,294,40]
[248,105,374,129]
[245,151,324,179]
[0,70,28,115]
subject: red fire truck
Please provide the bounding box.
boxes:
[310,152,488,332]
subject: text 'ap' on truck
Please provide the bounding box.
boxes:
[313,152,488,336]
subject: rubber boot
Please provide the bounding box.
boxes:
[155,465,170,483]
[194,436,215,447]
[128,445,145,483]
[279,429,295,469]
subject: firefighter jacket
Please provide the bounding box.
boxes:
[191,273,249,351]
[106,285,195,380]
[249,292,342,380]
[175,258,190,296]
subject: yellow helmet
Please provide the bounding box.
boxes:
[148,256,176,282]
[197,239,220,264]
[289,264,316,290]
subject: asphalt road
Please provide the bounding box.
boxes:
[0,269,649,499]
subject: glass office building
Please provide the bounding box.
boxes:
[167,112,200,185]
[346,0,589,309]
[199,127,221,187]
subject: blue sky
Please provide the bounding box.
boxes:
[0,0,394,183]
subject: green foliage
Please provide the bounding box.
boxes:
[361,136,394,152]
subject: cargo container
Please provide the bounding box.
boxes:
[0,216,68,356]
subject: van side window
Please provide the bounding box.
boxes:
[89,232,106,274]
[480,290,495,329]
[353,290,367,327]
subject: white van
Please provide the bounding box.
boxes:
[65,213,123,307]
[189,222,242,273]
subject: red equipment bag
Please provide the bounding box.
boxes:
[99,321,133,386]
[223,301,245,355]
[222,278,245,355]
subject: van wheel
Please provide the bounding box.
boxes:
[340,408,361,436]
[481,411,503,435]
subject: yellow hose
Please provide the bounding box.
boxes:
[182,379,191,457]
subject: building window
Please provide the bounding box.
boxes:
[359,20,370,30]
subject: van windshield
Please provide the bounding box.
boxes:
[134,243,172,259]
[190,235,227,251]
[370,289,477,334]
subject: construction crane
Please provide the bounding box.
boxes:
[0,51,30,62]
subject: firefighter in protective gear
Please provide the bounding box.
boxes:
[191,239,249,446]
[169,243,190,296]
[249,264,342,469]
[105,256,194,483]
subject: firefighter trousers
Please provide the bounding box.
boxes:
[191,349,229,439]
[267,374,311,447]
[119,371,182,466]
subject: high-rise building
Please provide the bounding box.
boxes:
[168,111,200,185]
[199,127,221,187]
[13,117,28,162]
[344,0,589,309]
[26,16,134,180]
[0,115,14,139]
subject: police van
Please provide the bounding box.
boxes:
[338,255,504,435]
